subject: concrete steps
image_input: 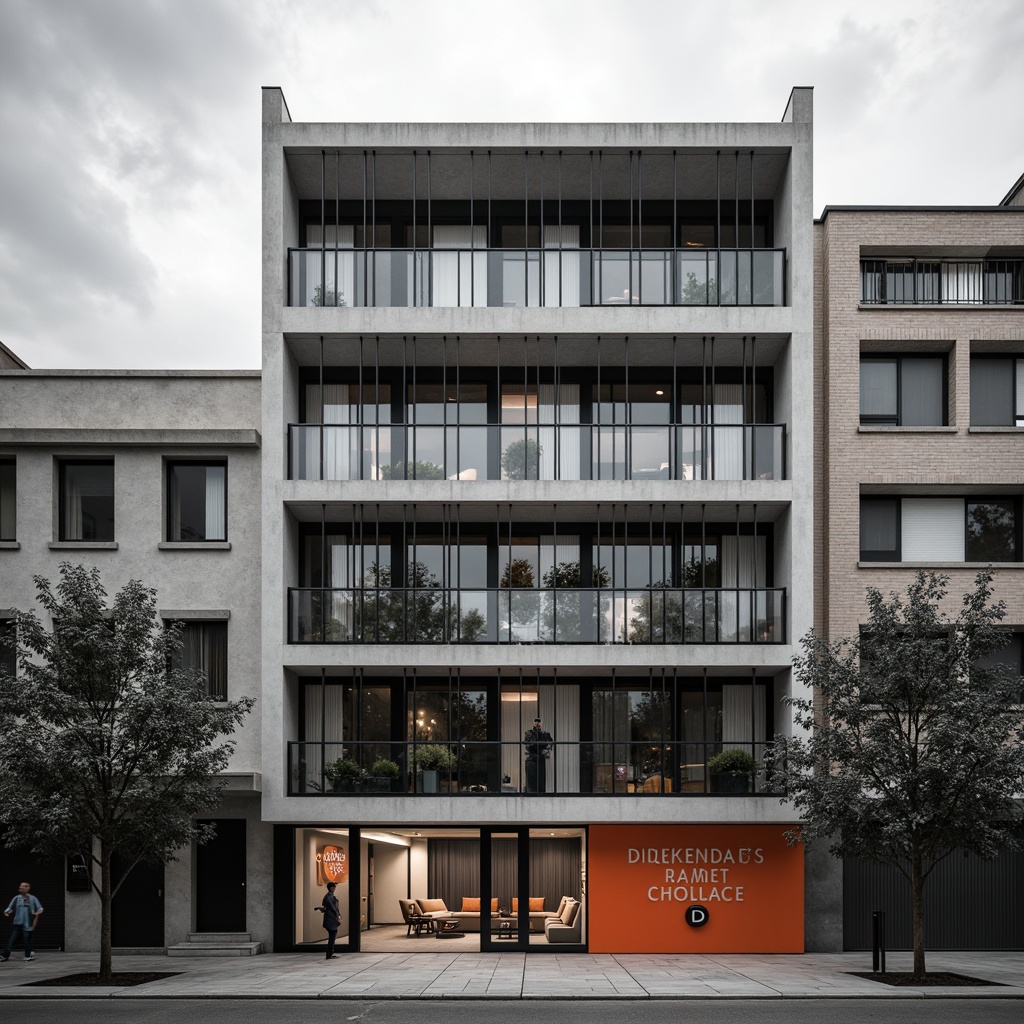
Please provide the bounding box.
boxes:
[167,932,263,957]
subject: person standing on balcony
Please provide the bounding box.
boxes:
[524,717,553,793]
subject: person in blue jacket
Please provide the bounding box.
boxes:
[2,882,44,962]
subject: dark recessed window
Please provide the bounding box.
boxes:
[966,500,1017,562]
[970,356,1024,426]
[0,459,14,541]
[167,462,227,542]
[860,356,945,426]
[0,619,15,679]
[168,621,227,700]
[859,499,899,561]
[59,460,114,541]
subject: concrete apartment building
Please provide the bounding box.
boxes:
[260,85,820,954]
[814,194,1024,950]
[0,367,268,952]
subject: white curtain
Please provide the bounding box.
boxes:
[305,383,354,480]
[538,384,581,480]
[941,263,982,304]
[542,225,580,307]
[432,225,487,307]
[722,684,766,749]
[711,383,744,479]
[552,683,579,794]
[306,224,355,307]
[720,535,766,641]
[63,471,83,540]
[204,465,226,541]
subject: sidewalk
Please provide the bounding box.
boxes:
[0,950,1021,999]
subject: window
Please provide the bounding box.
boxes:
[860,356,945,426]
[167,462,227,542]
[0,459,14,541]
[168,621,227,700]
[970,357,1024,426]
[0,619,15,679]
[860,497,1020,562]
[59,460,114,541]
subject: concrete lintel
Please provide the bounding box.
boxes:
[160,609,232,620]
[0,429,262,448]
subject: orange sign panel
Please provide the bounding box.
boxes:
[588,824,804,953]
[318,844,349,885]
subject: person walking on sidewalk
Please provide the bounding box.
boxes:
[1,882,44,962]
[320,881,341,959]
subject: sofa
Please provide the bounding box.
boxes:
[544,898,582,943]
[408,896,570,933]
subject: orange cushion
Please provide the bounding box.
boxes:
[530,897,544,911]
[491,898,499,912]
[461,897,480,912]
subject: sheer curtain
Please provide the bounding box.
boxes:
[538,384,581,480]
[433,226,487,307]
[204,465,226,541]
[305,383,353,480]
[722,684,766,749]
[720,535,766,641]
[63,471,83,540]
[542,225,580,308]
[307,224,355,306]
[711,384,744,479]
[941,262,982,304]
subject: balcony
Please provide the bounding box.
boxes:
[286,740,782,797]
[288,247,786,308]
[861,258,1024,305]
[287,585,785,645]
[288,422,785,482]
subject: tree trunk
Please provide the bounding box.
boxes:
[911,846,926,982]
[98,844,113,984]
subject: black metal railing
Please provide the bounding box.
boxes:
[288,422,785,482]
[287,586,785,645]
[288,247,786,308]
[861,259,1024,305]
[287,740,782,797]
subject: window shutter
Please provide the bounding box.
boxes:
[901,498,964,561]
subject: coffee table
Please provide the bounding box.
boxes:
[435,917,464,939]
[495,918,517,939]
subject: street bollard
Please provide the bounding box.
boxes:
[871,910,886,974]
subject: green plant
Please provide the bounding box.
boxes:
[368,757,400,780]
[410,745,457,772]
[707,748,757,775]
[325,756,364,782]
[379,460,445,480]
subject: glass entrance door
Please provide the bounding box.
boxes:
[480,827,529,951]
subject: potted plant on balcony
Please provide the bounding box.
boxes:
[410,745,457,794]
[367,757,401,793]
[325,756,365,793]
[708,748,757,794]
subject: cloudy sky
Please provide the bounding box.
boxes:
[1,0,1021,370]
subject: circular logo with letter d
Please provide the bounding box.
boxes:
[685,905,709,928]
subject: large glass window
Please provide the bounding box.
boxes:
[59,460,114,541]
[0,619,15,679]
[860,356,945,426]
[970,357,1024,426]
[167,462,226,542]
[860,497,1020,563]
[168,620,227,700]
[0,459,14,541]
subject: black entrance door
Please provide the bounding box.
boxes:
[196,819,246,932]
[111,853,164,947]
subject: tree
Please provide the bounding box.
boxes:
[501,437,541,480]
[771,571,1024,981]
[0,563,255,983]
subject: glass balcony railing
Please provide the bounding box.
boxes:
[288,422,785,482]
[287,740,783,796]
[288,247,786,307]
[287,586,785,645]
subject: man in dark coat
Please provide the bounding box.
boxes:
[524,717,553,793]
[321,882,341,959]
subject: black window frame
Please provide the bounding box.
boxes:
[58,458,115,542]
[859,354,947,426]
[969,354,1024,427]
[0,457,15,541]
[166,619,228,701]
[860,495,1022,563]
[0,618,15,679]
[165,459,229,543]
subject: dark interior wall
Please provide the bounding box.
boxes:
[427,838,580,913]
